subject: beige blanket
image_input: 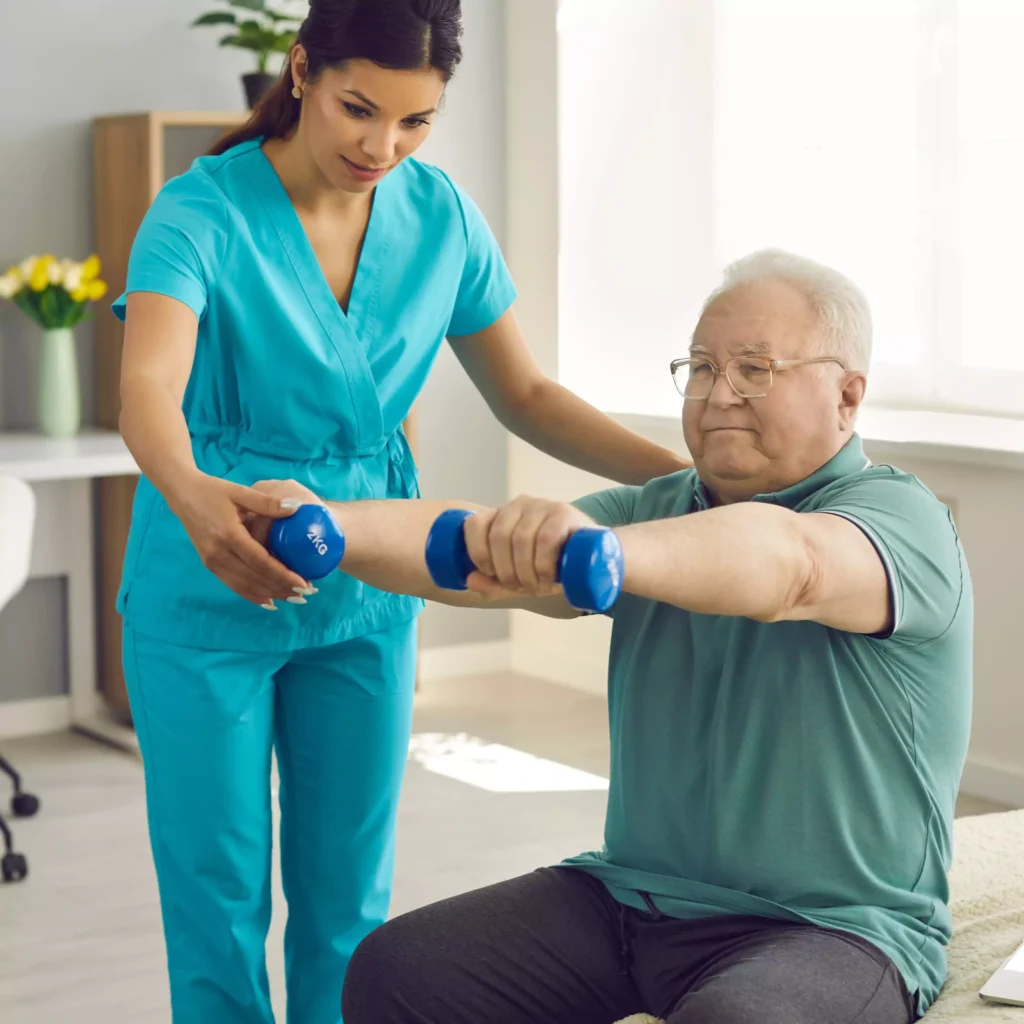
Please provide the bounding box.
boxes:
[615,810,1024,1023]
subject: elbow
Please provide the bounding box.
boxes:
[496,376,549,433]
[753,524,822,624]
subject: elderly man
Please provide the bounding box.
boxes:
[257,250,972,1024]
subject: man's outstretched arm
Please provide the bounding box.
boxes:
[614,501,892,634]
[252,482,580,619]
[464,494,892,635]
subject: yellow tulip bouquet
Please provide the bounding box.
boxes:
[0,254,108,328]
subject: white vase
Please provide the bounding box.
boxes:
[38,327,81,438]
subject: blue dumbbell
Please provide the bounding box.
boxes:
[268,504,346,581]
[425,508,623,613]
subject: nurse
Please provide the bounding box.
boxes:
[114,1,687,1022]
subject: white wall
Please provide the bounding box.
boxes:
[505,0,1024,807]
[414,0,511,650]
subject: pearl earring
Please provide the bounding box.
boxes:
[292,86,302,99]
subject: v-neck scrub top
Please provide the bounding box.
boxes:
[113,138,517,652]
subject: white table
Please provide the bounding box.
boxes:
[0,430,140,752]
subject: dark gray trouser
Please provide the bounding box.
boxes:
[341,867,917,1024]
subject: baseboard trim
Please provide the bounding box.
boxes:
[419,640,511,682]
[960,756,1024,809]
[0,695,71,739]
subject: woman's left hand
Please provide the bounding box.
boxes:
[245,478,324,547]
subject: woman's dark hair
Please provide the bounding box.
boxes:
[210,0,462,156]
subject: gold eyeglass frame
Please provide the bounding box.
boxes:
[669,355,848,400]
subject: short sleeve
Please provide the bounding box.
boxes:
[111,171,227,324]
[444,179,518,337]
[814,471,966,643]
[573,486,642,528]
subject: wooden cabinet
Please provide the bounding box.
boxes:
[91,112,419,719]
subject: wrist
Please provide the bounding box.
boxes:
[163,465,207,514]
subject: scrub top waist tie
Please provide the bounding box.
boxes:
[118,425,425,654]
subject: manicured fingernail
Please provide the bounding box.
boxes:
[280,498,301,510]
[261,600,278,611]
[287,596,308,605]
[293,586,316,597]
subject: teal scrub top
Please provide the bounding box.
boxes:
[565,436,973,1016]
[113,138,517,652]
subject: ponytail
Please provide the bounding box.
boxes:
[208,58,302,156]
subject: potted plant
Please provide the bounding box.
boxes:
[0,255,108,438]
[192,0,303,109]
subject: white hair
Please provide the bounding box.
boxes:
[701,249,873,371]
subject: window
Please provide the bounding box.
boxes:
[557,0,1024,418]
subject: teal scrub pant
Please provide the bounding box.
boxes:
[122,620,418,1024]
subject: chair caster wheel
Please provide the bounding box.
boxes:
[12,792,39,817]
[2,852,28,882]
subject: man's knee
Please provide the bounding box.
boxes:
[342,918,416,1023]
[670,986,815,1024]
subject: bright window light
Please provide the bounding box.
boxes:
[557,0,1024,417]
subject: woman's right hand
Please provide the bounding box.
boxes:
[168,472,313,608]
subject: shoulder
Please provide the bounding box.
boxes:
[576,469,697,528]
[809,464,969,623]
[391,158,485,239]
[145,167,230,242]
[147,139,260,226]
[632,468,701,522]
[810,464,954,529]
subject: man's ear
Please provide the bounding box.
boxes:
[838,372,867,430]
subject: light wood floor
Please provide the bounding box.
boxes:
[0,674,1011,1023]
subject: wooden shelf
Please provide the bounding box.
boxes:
[94,110,248,128]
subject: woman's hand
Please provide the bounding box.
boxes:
[462,495,597,600]
[245,477,324,550]
[250,478,321,508]
[167,473,312,608]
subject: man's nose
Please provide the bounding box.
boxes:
[708,368,744,408]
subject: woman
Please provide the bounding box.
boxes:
[115,1,687,1021]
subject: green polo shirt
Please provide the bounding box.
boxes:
[563,434,972,1015]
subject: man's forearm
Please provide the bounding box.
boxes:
[616,502,812,621]
[326,499,484,605]
[325,499,578,618]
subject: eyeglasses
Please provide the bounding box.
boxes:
[669,355,848,400]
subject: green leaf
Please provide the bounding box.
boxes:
[59,290,78,328]
[13,290,42,327]
[40,288,60,329]
[66,303,89,329]
[263,8,301,23]
[219,33,264,52]
[53,287,69,326]
[191,11,237,26]
[270,30,297,53]
[229,0,265,10]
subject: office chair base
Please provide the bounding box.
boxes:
[2,851,27,883]
[12,792,39,817]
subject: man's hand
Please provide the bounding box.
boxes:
[463,496,597,600]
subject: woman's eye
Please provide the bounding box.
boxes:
[404,118,430,129]
[343,102,372,118]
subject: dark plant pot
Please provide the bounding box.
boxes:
[242,72,277,110]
